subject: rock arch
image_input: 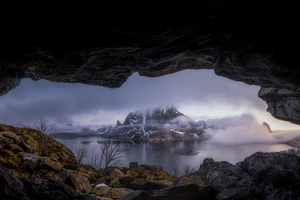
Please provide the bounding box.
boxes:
[0,0,299,124]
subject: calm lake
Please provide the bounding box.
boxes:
[56,136,292,174]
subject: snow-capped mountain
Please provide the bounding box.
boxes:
[98,106,210,142]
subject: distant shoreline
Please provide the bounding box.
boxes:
[55,132,104,139]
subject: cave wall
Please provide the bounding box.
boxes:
[0,0,299,124]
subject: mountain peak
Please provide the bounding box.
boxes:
[123,106,183,126]
[262,122,273,133]
[100,106,209,141]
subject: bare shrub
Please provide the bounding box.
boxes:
[173,166,180,177]
[98,138,129,170]
[89,148,100,170]
[75,144,89,169]
[182,163,196,176]
[34,117,58,138]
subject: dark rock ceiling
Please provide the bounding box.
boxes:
[0,0,299,125]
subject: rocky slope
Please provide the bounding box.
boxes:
[191,149,300,199]
[3,123,300,199]
[0,123,216,200]
[0,123,94,200]
[99,107,209,141]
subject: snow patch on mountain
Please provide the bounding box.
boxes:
[99,106,210,141]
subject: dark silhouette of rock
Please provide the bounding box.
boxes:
[0,0,299,124]
[119,178,170,191]
[0,164,30,200]
[286,136,300,148]
[262,122,273,133]
[194,152,300,199]
[129,162,139,168]
[119,184,217,200]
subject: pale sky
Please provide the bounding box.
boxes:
[0,69,299,131]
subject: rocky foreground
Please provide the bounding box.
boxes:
[2,123,300,200]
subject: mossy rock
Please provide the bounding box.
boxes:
[120,167,129,174]
[45,171,60,179]
[110,169,124,179]
[0,123,77,165]
[0,157,19,169]
[1,149,23,166]
[110,188,129,199]
[23,135,39,152]
[89,186,128,200]
[125,164,176,182]
[14,170,29,181]
[38,157,62,172]
[157,179,173,186]
[64,163,78,170]
[125,169,141,178]
[9,144,23,153]
[0,131,20,140]
[0,124,13,131]
[110,177,121,188]
[92,186,110,197]
[173,176,197,186]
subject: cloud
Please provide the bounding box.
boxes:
[0,69,265,127]
[207,114,278,145]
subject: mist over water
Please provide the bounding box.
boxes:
[56,134,293,175]
[207,114,278,145]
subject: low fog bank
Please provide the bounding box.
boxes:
[207,114,284,145]
[272,130,300,141]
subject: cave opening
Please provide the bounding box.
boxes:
[1,69,299,131]
[1,69,300,172]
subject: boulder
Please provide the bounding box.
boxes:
[19,152,40,171]
[196,158,247,190]
[240,152,300,176]
[110,168,125,179]
[172,176,197,187]
[129,162,138,168]
[24,173,82,200]
[119,177,170,191]
[38,157,63,172]
[0,164,30,200]
[88,186,129,200]
[195,152,300,199]
[0,131,36,153]
[119,184,217,200]
[64,170,91,193]
[9,144,23,153]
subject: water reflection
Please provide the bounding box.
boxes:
[56,137,293,174]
